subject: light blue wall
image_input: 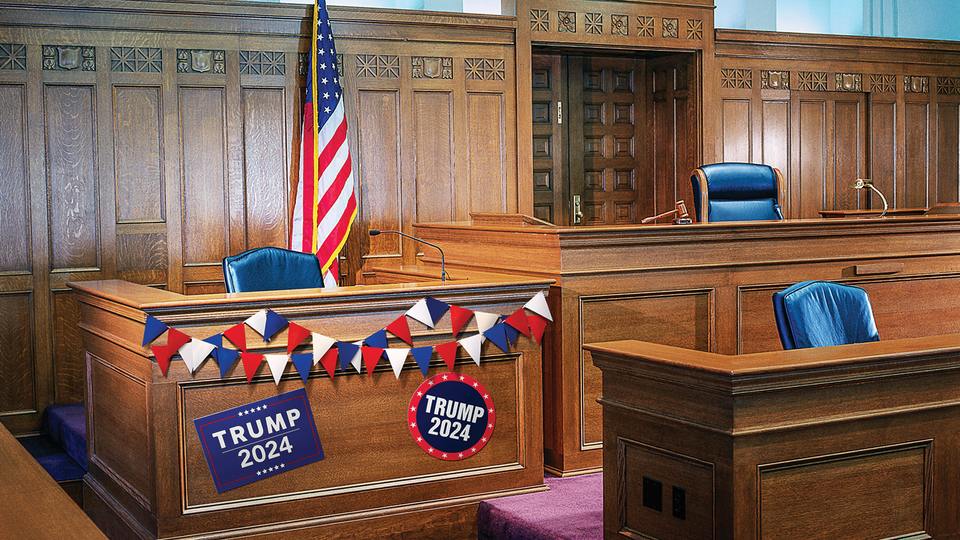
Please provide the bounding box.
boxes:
[717,0,960,41]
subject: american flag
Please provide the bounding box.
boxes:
[290,0,357,287]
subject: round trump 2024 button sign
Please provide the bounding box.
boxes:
[408,373,495,460]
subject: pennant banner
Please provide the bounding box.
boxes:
[141,293,553,384]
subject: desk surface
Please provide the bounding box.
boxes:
[0,424,106,540]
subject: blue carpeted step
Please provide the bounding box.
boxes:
[478,473,602,540]
[17,433,86,483]
[43,402,87,471]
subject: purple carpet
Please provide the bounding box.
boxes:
[477,473,602,540]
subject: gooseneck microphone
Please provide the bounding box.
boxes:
[369,229,447,284]
[852,179,888,218]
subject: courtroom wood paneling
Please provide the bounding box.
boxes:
[937,103,959,202]
[46,84,99,271]
[761,99,789,175]
[0,84,30,273]
[241,87,289,251]
[115,85,163,223]
[869,98,897,208]
[413,90,455,223]
[0,293,36,414]
[0,0,524,432]
[905,101,931,208]
[467,91,509,214]
[717,30,960,219]
[53,290,84,404]
[358,89,402,259]
[181,86,228,267]
[721,98,750,162]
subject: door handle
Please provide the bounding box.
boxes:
[573,195,582,224]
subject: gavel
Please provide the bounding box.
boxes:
[641,200,691,224]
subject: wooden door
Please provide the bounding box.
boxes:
[531,52,698,226]
[567,55,647,225]
[531,54,566,225]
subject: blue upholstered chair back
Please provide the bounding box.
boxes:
[690,163,784,223]
[772,280,879,350]
[222,247,324,293]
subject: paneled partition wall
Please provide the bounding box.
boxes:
[715,30,960,218]
[0,0,519,432]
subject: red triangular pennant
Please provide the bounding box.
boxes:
[435,341,458,371]
[449,305,474,336]
[362,347,384,376]
[152,344,176,376]
[152,328,192,375]
[386,315,413,346]
[319,348,339,379]
[223,323,247,352]
[527,313,548,345]
[286,322,311,355]
[167,328,193,350]
[241,352,263,383]
[504,308,531,336]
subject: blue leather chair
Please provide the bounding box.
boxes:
[772,280,879,350]
[690,163,784,223]
[222,247,325,293]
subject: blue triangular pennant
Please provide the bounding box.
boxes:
[484,322,511,353]
[411,346,434,377]
[262,310,288,342]
[365,329,388,349]
[291,353,313,383]
[503,322,520,345]
[424,297,449,325]
[142,315,168,347]
[336,341,361,372]
[216,348,241,378]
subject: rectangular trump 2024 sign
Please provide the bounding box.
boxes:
[194,388,324,493]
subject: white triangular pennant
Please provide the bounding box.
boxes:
[459,334,484,365]
[179,339,216,374]
[406,298,435,328]
[524,291,553,321]
[385,348,410,379]
[265,354,289,386]
[245,309,268,336]
[474,311,500,334]
[311,333,336,366]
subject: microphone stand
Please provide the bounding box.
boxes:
[369,229,447,284]
[852,179,888,218]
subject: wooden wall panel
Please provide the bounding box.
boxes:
[905,101,931,208]
[722,99,750,162]
[870,99,897,207]
[180,87,228,266]
[413,91,454,223]
[358,89,402,262]
[52,290,83,404]
[937,103,959,203]
[0,84,30,273]
[0,293,35,413]
[798,99,826,218]
[833,97,863,209]
[761,99,790,200]
[467,91,506,213]
[115,85,163,223]
[45,84,99,271]
[241,87,288,250]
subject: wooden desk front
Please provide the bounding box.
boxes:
[586,336,960,540]
[69,274,550,540]
[414,215,960,475]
